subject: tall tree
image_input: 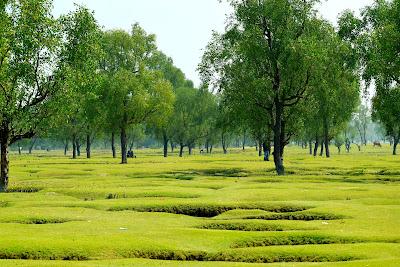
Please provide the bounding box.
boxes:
[200,0,331,174]
[0,0,64,191]
[101,25,174,164]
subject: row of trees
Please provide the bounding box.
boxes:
[0,0,397,190]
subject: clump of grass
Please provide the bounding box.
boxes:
[197,222,284,231]
[201,168,249,177]
[0,249,89,260]
[108,203,311,218]
[5,217,76,225]
[0,201,9,207]
[6,186,42,193]
[119,249,358,263]
[209,252,358,263]
[231,234,362,248]
[243,212,346,221]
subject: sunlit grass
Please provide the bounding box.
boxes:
[0,145,399,266]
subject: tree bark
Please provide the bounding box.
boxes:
[64,139,68,156]
[222,133,228,154]
[28,137,38,154]
[111,132,116,158]
[320,139,324,156]
[179,143,184,157]
[393,135,399,155]
[242,129,246,150]
[309,141,312,155]
[273,102,285,175]
[163,131,168,158]
[120,126,127,164]
[188,145,193,155]
[258,142,262,157]
[76,138,81,157]
[324,119,330,158]
[210,145,213,154]
[206,140,209,154]
[313,136,319,157]
[86,134,91,159]
[72,134,77,159]
[0,130,10,192]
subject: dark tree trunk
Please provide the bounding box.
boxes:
[28,137,38,154]
[76,138,81,157]
[86,134,91,159]
[206,140,210,154]
[393,135,399,155]
[64,139,68,156]
[320,139,324,156]
[314,135,319,157]
[0,130,10,192]
[171,143,175,153]
[309,141,312,155]
[324,119,330,158]
[111,132,116,158]
[210,145,213,154]
[258,142,262,157]
[222,133,228,154]
[163,131,168,158]
[273,101,285,175]
[242,129,246,150]
[188,145,193,155]
[120,126,127,164]
[179,143,184,157]
[72,134,77,159]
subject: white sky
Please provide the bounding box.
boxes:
[52,0,374,87]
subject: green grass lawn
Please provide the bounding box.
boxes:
[0,145,399,266]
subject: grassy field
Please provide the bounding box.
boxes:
[0,145,399,266]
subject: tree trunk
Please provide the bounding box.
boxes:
[72,134,77,159]
[273,102,285,175]
[111,132,116,158]
[324,119,330,158]
[28,137,37,154]
[76,138,81,157]
[313,137,319,157]
[206,140,209,154]
[179,143,184,157]
[163,131,168,158]
[222,133,228,154]
[210,145,213,154]
[120,126,127,164]
[393,135,399,155]
[18,143,22,155]
[320,139,324,156]
[170,143,175,153]
[86,134,91,159]
[309,141,312,155]
[0,130,10,192]
[242,130,246,150]
[64,139,68,156]
[258,142,262,157]
[188,145,193,155]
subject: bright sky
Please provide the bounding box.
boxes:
[52,0,374,87]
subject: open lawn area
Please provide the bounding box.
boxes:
[0,146,399,266]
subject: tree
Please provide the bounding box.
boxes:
[170,87,216,157]
[339,0,400,154]
[101,25,175,164]
[200,0,334,174]
[0,0,64,191]
[57,4,103,159]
